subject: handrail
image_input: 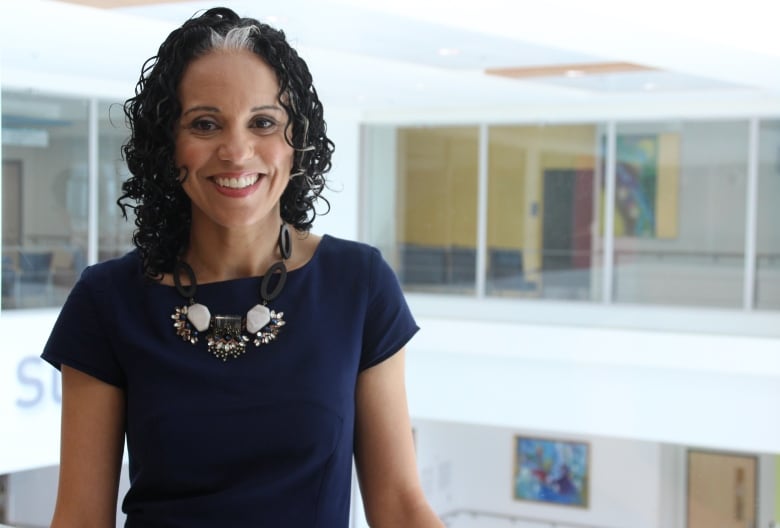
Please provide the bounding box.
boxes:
[439,508,611,528]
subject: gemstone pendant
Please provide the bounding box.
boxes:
[206,314,248,361]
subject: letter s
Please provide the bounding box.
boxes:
[16,356,44,408]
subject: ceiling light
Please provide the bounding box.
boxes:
[565,69,585,78]
[437,47,461,57]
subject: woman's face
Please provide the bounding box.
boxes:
[174,48,294,233]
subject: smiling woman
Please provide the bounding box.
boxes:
[38,7,443,528]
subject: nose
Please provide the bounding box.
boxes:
[217,127,254,163]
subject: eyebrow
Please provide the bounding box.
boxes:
[182,104,283,116]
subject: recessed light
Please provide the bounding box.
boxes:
[437,48,461,57]
[565,69,585,78]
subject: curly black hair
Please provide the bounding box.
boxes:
[118,7,334,278]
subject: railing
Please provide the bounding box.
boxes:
[398,243,780,284]
[439,508,612,528]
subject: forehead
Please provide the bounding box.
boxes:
[178,49,280,103]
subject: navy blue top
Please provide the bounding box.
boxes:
[42,235,418,528]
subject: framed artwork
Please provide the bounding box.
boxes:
[615,134,659,238]
[599,132,680,239]
[513,435,589,508]
[687,449,757,528]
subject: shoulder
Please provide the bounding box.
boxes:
[317,235,383,267]
[316,235,389,280]
[79,250,144,289]
[316,235,403,293]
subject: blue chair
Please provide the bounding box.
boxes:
[488,248,536,291]
[17,251,54,304]
[401,244,447,285]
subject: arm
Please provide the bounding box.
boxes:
[354,349,444,528]
[51,365,126,528]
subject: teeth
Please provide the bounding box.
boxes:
[214,175,258,189]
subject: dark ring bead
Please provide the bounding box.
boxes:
[261,261,288,302]
[279,223,292,260]
[173,261,197,299]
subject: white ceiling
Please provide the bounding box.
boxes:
[3,0,780,119]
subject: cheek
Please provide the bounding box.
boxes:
[279,146,295,171]
[175,139,206,168]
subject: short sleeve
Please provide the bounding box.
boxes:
[359,248,419,371]
[41,266,125,388]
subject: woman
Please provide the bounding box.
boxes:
[42,7,442,527]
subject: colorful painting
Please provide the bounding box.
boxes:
[513,436,589,508]
[614,135,658,238]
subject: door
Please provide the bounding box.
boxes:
[2,160,23,246]
[688,450,757,528]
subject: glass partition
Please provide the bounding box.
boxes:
[394,126,479,294]
[756,120,780,310]
[610,120,749,308]
[2,92,89,309]
[487,124,603,300]
[98,101,134,261]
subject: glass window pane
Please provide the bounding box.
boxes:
[611,121,748,308]
[487,124,602,301]
[756,120,780,310]
[395,126,479,294]
[2,91,88,310]
[98,101,134,261]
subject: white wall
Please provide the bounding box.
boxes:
[405,312,780,455]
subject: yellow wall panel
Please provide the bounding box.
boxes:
[656,132,680,239]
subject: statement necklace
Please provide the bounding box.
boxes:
[171,224,290,361]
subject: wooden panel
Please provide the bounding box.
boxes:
[486,62,656,80]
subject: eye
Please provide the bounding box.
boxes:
[191,119,218,132]
[251,117,277,131]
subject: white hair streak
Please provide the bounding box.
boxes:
[209,25,259,51]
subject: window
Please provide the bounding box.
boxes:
[2,92,88,309]
[487,124,602,301]
[98,101,134,261]
[611,121,749,308]
[368,126,479,294]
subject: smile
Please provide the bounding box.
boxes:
[213,174,260,189]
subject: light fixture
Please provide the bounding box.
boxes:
[486,62,657,80]
[437,47,461,57]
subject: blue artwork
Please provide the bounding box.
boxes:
[615,135,658,238]
[514,436,589,507]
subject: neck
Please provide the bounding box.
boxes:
[183,219,286,283]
